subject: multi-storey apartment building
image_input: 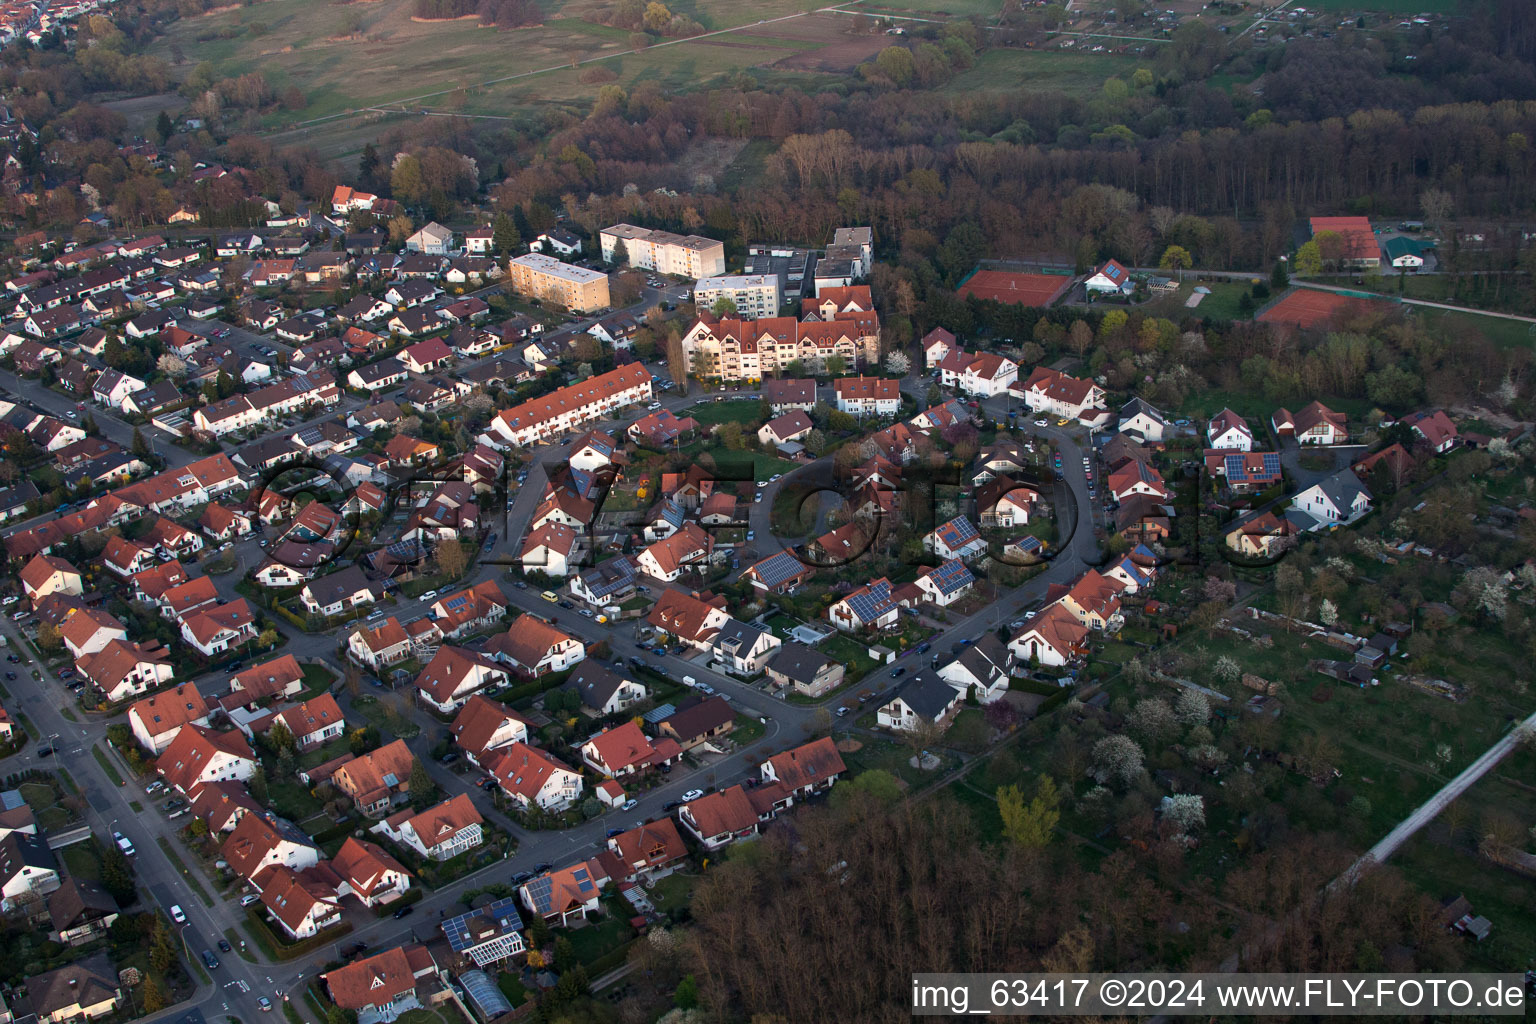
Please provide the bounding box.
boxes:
[599,224,726,279]
[679,312,879,381]
[506,253,610,313]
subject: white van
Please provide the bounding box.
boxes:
[682,676,697,688]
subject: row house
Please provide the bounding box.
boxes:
[679,311,880,379]
[480,363,653,447]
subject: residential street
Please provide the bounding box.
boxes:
[0,322,1113,1024]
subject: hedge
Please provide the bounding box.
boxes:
[245,907,353,961]
[372,885,424,917]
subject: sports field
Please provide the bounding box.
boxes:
[1256,288,1389,329]
[958,270,1073,308]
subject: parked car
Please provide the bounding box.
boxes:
[420,589,438,602]
[258,998,272,1013]
[621,798,638,811]
[218,939,232,953]
[511,871,534,886]
[682,788,705,802]
[170,905,187,925]
[392,905,414,920]
[240,893,261,907]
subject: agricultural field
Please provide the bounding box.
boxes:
[855,0,1005,19]
[939,49,1140,97]
[149,0,855,128]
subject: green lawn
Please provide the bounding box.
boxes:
[266,778,325,821]
[61,842,103,882]
[939,49,1138,97]
[1412,309,1536,352]
[858,0,1004,15]
[687,399,764,427]
[565,908,634,965]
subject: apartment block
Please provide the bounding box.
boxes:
[693,274,782,318]
[600,224,726,279]
[507,254,610,313]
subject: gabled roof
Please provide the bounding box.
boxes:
[887,669,960,721]
[128,683,206,739]
[765,737,846,789]
[388,793,482,848]
[563,662,635,711]
[489,742,578,801]
[415,646,504,704]
[324,947,420,1011]
[157,724,254,792]
[450,694,529,760]
[271,694,345,739]
[331,837,410,898]
[767,644,837,684]
[583,721,665,773]
[221,810,317,880]
[659,696,734,743]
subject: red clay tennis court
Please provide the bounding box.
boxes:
[958,270,1072,307]
[1257,288,1382,328]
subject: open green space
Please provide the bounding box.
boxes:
[1411,308,1536,352]
[857,0,1004,16]
[940,49,1137,97]
[687,399,763,427]
[150,0,830,127]
[1300,0,1457,11]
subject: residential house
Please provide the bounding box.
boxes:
[1107,460,1169,502]
[833,376,900,416]
[1204,450,1283,492]
[627,408,699,448]
[676,784,784,850]
[405,222,453,255]
[449,695,530,766]
[156,724,257,795]
[332,837,412,908]
[741,550,815,595]
[914,559,976,608]
[258,865,342,940]
[323,946,437,1024]
[1020,367,1107,423]
[25,955,119,1022]
[606,819,688,883]
[760,737,846,799]
[925,516,987,562]
[415,646,511,714]
[128,683,208,754]
[229,654,306,703]
[0,831,60,911]
[482,363,653,447]
[430,581,508,639]
[828,578,902,633]
[1008,603,1090,667]
[332,739,417,817]
[60,608,128,659]
[75,638,173,702]
[936,636,1012,703]
[580,721,682,778]
[484,615,585,679]
[637,522,714,582]
[1117,397,1167,444]
[876,670,966,733]
[519,861,605,926]
[20,554,82,602]
[267,695,346,750]
[179,597,258,656]
[563,663,647,716]
[976,479,1039,528]
[764,644,844,698]
[1207,408,1254,451]
[937,349,1019,396]
[488,742,583,811]
[656,697,735,751]
[519,522,578,577]
[299,567,382,618]
[1272,401,1348,444]
[1225,511,1302,558]
[46,879,119,948]
[222,811,322,885]
[1401,409,1459,453]
[762,378,817,413]
[372,794,483,862]
[757,410,814,448]
[1290,469,1373,529]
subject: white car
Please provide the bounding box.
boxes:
[647,401,662,410]
[682,789,705,802]
[170,905,187,925]
[754,493,763,503]
[1034,418,1048,427]
[579,608,594,618]
[420,589,438,601]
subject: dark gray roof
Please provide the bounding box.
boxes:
[1311,468,1372,515]
[767,643,835,684]
[890,670,960,722]
[1119,396,1166,426]
[28,954,117,1017]
[0,831,57,880]
[564,662,632,711]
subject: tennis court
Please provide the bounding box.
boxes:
[958,270,1073,307]
[1256,288,1383,328]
